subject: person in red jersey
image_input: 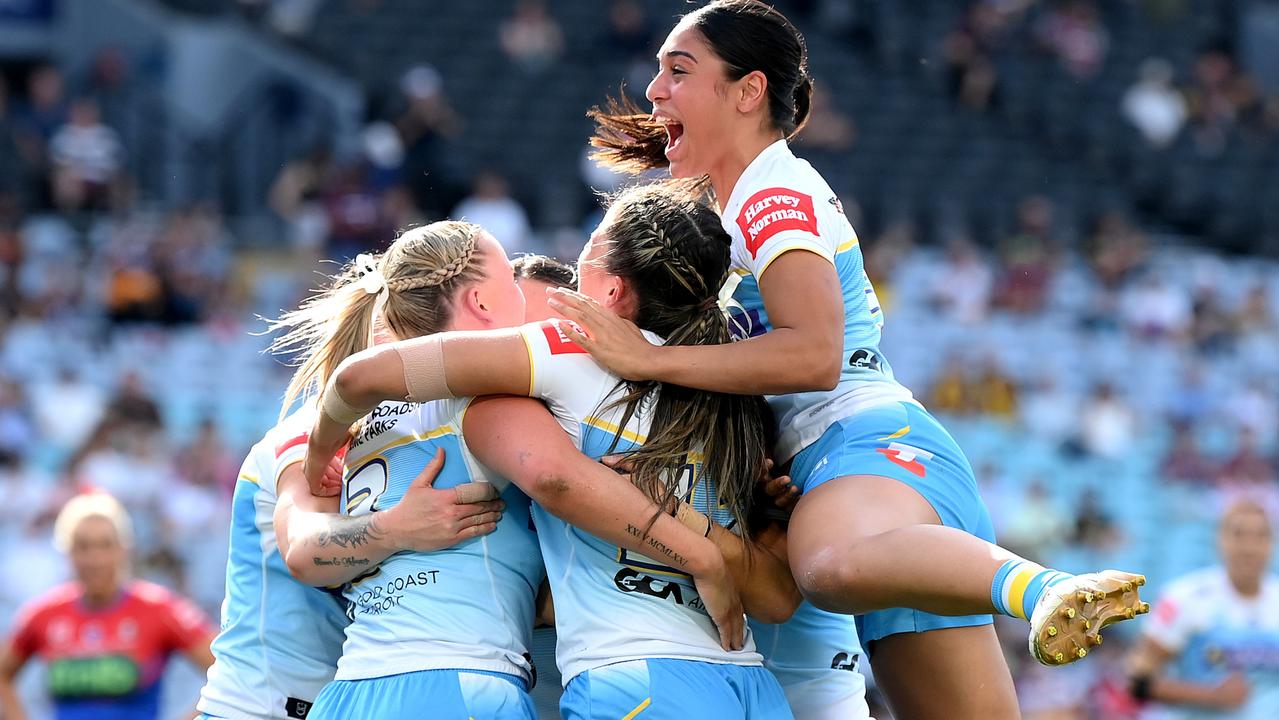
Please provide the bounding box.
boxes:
[0,492,215,720]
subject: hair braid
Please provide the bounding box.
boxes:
[595,181,766,543]
[645,219,709,299]
[385,232,478,292]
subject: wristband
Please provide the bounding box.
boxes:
[1130,675,1152,701]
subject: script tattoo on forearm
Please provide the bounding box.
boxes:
[316,515,384,549]
[625,523,689,568]
[312,556,370,567]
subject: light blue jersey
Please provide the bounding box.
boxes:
[333,398,544,684]
[197,408,349,720]
[518,320,765,684]
[1145,566,1279,720]
[720,140,907,720]
[721,139,914,464]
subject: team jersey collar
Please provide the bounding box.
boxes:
[725,139,794,211]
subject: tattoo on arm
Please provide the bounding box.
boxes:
[625,523,689,568]
[316,515,384,549]
[312,556,371,567]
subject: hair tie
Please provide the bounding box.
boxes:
[355,253,386,295]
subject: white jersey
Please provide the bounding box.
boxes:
[722,139,915,463]
[748,602,870,720]
[519,319,763,684]
[198,408,349,720]
[335,398,544,682]
[1143,566,1279,720]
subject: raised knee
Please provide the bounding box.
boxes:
[795,548,871,611]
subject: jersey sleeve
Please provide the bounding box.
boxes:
[733,185,837,276]
[517,320,606,430]
[269,409,317,494]
[155,589,215,653]
[5,598,48,661]
[1141,579,1199,654]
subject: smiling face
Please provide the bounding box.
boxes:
[646,20,742,178]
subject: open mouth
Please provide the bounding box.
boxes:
[656,117,684,156]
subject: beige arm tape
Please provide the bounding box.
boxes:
[675,501,713,538]
[395,335,455,402]
[320,375,370,426]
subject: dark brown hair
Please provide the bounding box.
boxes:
[596,180,767,532]
[589,0,813,174]
[512,253,576,289]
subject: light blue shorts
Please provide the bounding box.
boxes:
[790,401,996,647]
[749,601,871,719]
[561,659,793,719]
[307,668,535,720]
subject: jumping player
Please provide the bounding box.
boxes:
[304,184,800,718]
[545,2,1148,717]
[0,493,214,720]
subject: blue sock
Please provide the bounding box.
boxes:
[991,559,1074,620]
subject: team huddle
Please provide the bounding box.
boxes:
[210,2,1156,719]
[175,4,1151,719]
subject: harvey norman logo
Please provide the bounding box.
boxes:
[736,187,819,258]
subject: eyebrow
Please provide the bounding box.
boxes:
[660,50,698,63]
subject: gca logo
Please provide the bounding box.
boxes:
[614,567,686,606]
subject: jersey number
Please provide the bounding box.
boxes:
[344,459,388,516]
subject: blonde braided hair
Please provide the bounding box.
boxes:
[267,220,488,417]
[384,230,478,292]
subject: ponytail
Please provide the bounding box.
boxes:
[587,94,671,175]
[266,221,489,420]
[597,182,767,534]
[267,259,382,421]
[790,74,813,139]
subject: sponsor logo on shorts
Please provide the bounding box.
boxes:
[831,651,861,672]
[849,348,882,372]
[736,187,819,258]
[541,320,588,355]
[875,442,934,478]
[285,697,313,718]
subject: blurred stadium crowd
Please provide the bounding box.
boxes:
[0,0,1277,717]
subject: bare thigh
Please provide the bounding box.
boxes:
[870,625,1020,720]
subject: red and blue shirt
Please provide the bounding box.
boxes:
[8,579,213,720]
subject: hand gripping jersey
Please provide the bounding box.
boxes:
[198,408,350,720]
[10,580,212,720]
[722,139,915,464]
[1144,566,1279,720]
[335,398,544,683]
[518,320,764,684]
